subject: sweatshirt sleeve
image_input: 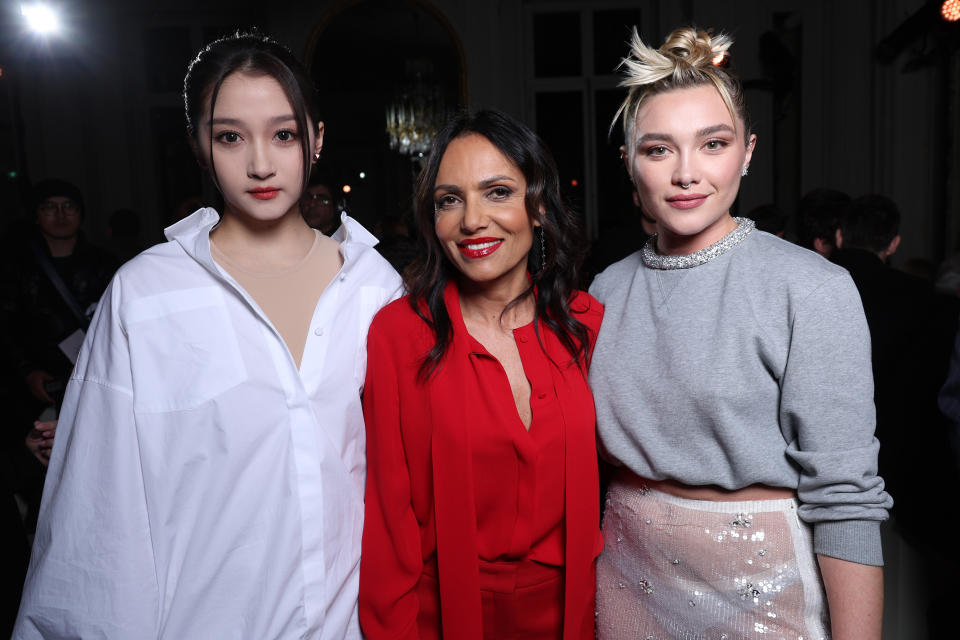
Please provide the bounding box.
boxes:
[13,275,160,639]
[587,272,608,305]
[781,272,893,566]
[359,312,423,639]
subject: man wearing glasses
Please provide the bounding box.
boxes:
[0,179,117,632]
[1,179,117,462]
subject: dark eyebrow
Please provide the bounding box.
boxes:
[433,184,463,196]
[477,175,519,189]
[210,114,297,126]
[433,175,517,195]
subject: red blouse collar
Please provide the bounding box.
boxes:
[442,278,537,356]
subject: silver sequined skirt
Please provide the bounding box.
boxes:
[597,477,830,640]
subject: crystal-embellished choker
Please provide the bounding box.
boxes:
[641,217,755,270]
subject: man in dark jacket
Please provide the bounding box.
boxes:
[832,194,959,638]
[831,195,958,523]
[1,179,118,421]
[0,179,117,634]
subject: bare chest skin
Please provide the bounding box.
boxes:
[307,235,344,292]
[462,318,533,431]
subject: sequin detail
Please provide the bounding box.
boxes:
[641,217,755,270]
[739,583,762,600]
[731,513,753,527]
[596,481,830,640]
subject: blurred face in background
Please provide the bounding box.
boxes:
[36,196,82,240]
[300,183,338,232]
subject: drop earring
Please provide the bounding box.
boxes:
[539,225,547,272]
[741,165,749,177]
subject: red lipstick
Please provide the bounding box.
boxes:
[666,192,708,209]
[249,187,280,200]
[457,237,503,259]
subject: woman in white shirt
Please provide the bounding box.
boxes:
[14,32,401,639]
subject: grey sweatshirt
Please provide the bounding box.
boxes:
[589,227,892,566]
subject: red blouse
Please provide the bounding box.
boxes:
[360,281,604,639]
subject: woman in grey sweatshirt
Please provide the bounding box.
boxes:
[590,26,890,640]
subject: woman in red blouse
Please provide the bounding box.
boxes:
[359,109,603,639]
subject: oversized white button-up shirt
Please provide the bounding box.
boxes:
[14,209,403,639]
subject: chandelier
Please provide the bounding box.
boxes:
[385,73,449,157]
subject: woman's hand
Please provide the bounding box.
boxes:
[25,420,58,467]
[817,554,883,640]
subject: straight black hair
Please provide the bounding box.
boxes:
[183,31,321,194]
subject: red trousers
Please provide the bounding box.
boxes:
[416,558,591,639]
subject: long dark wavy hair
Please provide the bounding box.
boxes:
[406,109,590,380]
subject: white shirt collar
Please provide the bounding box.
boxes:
[165,207,381,274]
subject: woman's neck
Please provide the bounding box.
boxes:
[656,213,737,256]
[456,272,535,332]
[211,208,316,271]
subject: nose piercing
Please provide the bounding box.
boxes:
[680,183,690,189]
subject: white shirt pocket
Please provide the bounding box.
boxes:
[121,286,248,412]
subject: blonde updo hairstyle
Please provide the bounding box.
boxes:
[614,26,752,156]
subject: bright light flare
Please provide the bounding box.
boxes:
[942,0,960,22]
[342,185,352,193]
[21,3,60,35]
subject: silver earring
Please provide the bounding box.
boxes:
[539,226,546,272]
[741,166,749,177]
[313,152,320,161]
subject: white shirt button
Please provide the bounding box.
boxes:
[315,327,324,336]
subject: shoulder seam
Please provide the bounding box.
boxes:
[789,271,850,327]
